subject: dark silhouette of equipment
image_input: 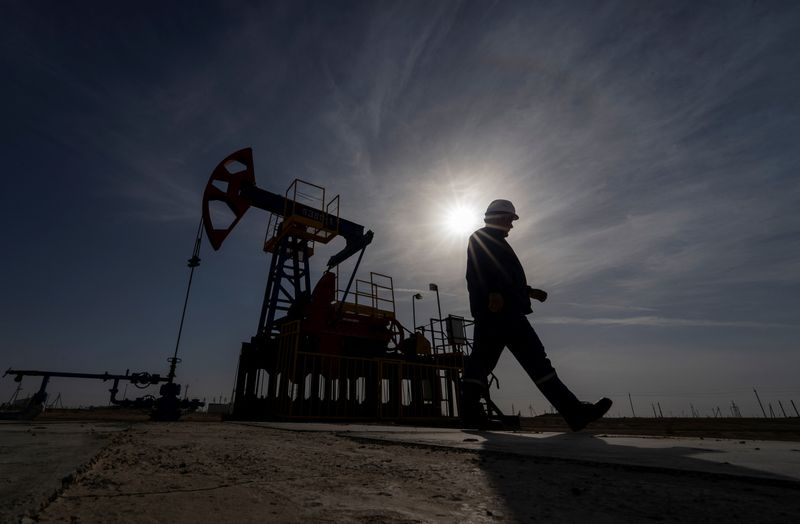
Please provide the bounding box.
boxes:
[203,148,464,421]
[3,221,207,422]
[2,368,203,420]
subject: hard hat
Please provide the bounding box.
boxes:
[485,199,519,220]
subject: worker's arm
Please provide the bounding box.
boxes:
[488,292,505,312]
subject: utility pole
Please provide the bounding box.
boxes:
[411,293,422,332]
[754,388,768,418]
[429,283,443,321]
[628,393,636,418]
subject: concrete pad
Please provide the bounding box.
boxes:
[241,422,800,482]
[0,421,127,522]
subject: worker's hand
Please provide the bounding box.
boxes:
[488,293,504,313]
[529,288,548,303]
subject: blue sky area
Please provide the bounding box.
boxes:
[2,1,799,417]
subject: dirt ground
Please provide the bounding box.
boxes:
[32,422,799,523]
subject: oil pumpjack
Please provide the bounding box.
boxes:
[203,148,465,422]
[3,148,470,423]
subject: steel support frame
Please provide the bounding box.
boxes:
[233,234,311,417]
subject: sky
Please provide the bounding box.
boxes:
[2,1,799,418]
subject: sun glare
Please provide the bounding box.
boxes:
[444,204,480,236]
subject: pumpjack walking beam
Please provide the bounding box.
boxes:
[202,147,373,269]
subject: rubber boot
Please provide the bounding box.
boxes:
[568,398,613,432]
[536,373,612,431]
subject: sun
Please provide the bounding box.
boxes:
[443,203,481,236]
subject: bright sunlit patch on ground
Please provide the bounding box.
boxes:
[443,203,481,236]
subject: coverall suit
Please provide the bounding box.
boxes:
[462,225,583,422]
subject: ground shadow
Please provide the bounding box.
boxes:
[460,429,800,522]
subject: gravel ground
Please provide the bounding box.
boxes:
[33,422,800,523]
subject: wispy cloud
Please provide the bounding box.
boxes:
[539,315,797,329]
[299,2,800,330]
[563,302,657,313]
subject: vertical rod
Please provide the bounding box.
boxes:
[754,388,768,418]
[170,219,204,382]
[778,400,788,418]
[791,400,800,417]
[628,393,636,418]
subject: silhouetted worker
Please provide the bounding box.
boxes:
[462,199,612,430]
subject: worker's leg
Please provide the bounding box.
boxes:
[461,317,505,421]
[464,317,506,384]
[504,316,582,411]
[505,316,612,430]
